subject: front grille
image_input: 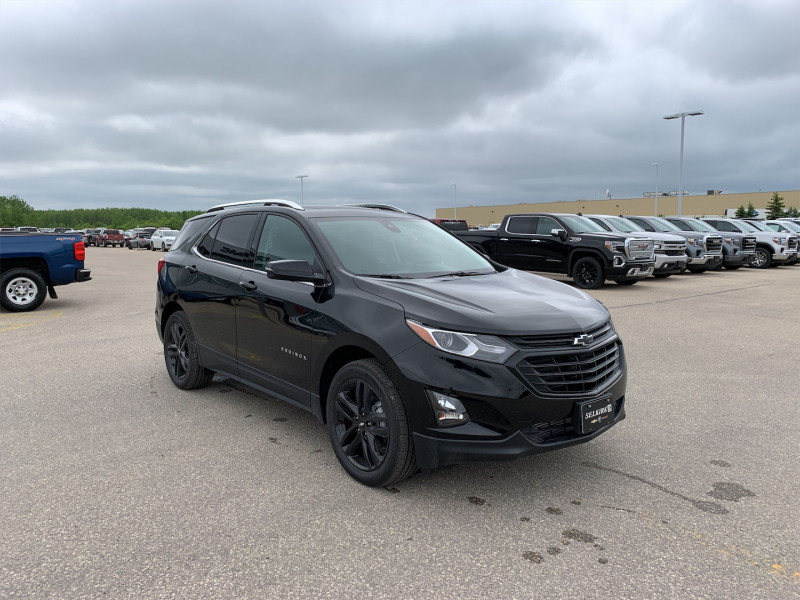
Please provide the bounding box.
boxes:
[742,236,756,252]
[661,243,687,256]
[506,322,613,350]
[515,339,621,395]
[789,237,799,251]
[704,235,723,254]
[625,238,654,260]
[524,418,575,443]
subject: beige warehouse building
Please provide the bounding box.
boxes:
[436,190,800,228]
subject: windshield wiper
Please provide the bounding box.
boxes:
[359,274,411,279]
[427,271,487,279]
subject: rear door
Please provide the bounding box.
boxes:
[180,213,260,372]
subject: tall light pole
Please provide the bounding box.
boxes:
[663,110,703,216]
[295,174,308,205]
[453,183,457,218]
[650,162,659,216]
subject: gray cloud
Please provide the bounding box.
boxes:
[1,0,798,216]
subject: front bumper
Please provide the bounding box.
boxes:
[687,253,722,266]
[607,261,655,281]
[724,250,755,267]
[772,249,796,264]
[654,253,688,273]
[388,335,628,470]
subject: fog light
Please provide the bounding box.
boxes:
[426,391,469,427]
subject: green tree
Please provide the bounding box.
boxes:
[786,206,800,218]
[765,192,786,220]
[746,202,757,217]
[734,205,747,218]
[0,194,35,227]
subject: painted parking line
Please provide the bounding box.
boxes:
[0,309,63,332]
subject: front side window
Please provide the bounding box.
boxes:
[254,215,317,270]
[535,217,561,234]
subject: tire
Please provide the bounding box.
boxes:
[1,268,47,312]
[653,273,672,279]
[751,247,772,269]
[616,279,638,285]
[163,312,213,390]
[572,257,604,289]
[326,359,417,487]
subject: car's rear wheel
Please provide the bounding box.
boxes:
[572,257,604,289]
[163,312,213,389]
[0,268,47,312]
[326,359,416,487]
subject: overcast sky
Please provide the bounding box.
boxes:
[1,0,798,217]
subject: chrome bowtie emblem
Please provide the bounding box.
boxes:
[573,333,594,346]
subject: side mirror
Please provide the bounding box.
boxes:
[265,259,330,287]
[551,228,568,240]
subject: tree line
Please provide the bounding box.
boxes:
[0,195,203,230]
[734,192,799,219]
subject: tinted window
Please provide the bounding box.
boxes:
[174,216,215,251]
[669,219,693,231]
[589,218,613,231]
[208,214,259,266]
[254,215,317,269]
[506,217,536,234]
[627,217,654,231]
[197,222,220,258]
[535,216,561,234]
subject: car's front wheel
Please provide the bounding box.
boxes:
[750,248,772,268]
[326,359,416,487]
[572,257,604,289]
[163,312,213,389]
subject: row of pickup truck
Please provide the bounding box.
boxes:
[450,212,799,288]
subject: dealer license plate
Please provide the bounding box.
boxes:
[577,398,613,434]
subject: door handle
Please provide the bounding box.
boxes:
[184,265,197,274]
[239,281,257,292]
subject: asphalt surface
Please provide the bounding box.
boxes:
[2,247,799,599]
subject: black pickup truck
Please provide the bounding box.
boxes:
[454,213,655,288]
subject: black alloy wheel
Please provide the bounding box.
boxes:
[163,312,213,389]
[326,359,416,487]
[572,256,604,289]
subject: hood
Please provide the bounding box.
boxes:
[352,269,609,336]
[623,231,684,243]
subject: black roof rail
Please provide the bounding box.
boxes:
[206,199,303,213]
[339,203,407,213]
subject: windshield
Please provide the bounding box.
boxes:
[315,216,495,278]
[648,218,682,232]
[736,221,772,232]
[774,221,800,232]
[557,215,606,233]
[605,216,645,232]
[734,220,762,232]
[687,219,718,232]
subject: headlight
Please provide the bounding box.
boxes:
[774,237,786,244]
[406,320,516,363]
[687,237,698,245]
[604,241,625,252]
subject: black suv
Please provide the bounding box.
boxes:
[156,200,627,486]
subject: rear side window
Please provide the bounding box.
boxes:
[174,216,215,251]
[535,217,560,234]
[197,214,259,266]
[506,217,536,234]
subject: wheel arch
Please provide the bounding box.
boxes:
[0,258,50,284]
[567,250,606,275]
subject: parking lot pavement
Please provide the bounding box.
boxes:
[2,248,799,599]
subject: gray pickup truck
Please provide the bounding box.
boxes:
[626,216,723,273]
